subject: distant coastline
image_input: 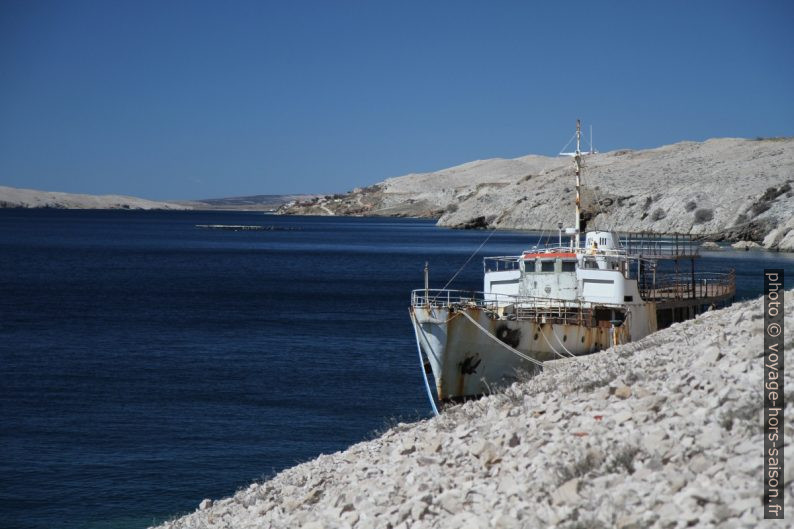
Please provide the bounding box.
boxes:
[5,135,793,250]
[0,185,188,211]
[0,185,315,212]
[176,194,319,212]
[276,137,794,252]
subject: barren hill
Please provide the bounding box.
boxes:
[278,137,794,250]
[0,185,188,210]
[178,194,318,211]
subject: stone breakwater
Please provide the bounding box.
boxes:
[156,291,793,529]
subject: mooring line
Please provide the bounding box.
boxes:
[410,310,440,416]
[457,310,544,368]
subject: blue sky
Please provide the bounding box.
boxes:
[1,0,792,200]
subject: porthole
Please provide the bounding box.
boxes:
[533,333,539,341]
[563,335,567,342]
[581,336,585,343]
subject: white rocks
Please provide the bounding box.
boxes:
[611,409,634,424]
[763,215,794,251]
[552,478,580,505]
[613,384,632,399]
[154,290,794,529]
[435,490,463,513]
[279,138,794,250]
[731,240,762,250]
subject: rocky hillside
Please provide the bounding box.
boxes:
[155,290,793,529]
[0,185,188,210]
[278,137,794,251]
[179,194,318,211]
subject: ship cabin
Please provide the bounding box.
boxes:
[483,230,642,306]
[482,230,736,331]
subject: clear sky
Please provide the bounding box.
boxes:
[1,0,792,200]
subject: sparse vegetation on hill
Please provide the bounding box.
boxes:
[278,137,794,251]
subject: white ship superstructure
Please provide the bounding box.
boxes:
[410,121,735,406]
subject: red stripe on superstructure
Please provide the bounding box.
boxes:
[522,252,578,259]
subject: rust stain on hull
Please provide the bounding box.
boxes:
[430,307,631,401]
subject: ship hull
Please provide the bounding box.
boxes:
[410,303,656,402]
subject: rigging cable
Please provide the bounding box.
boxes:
[558,131,578,154]
[432,225,499,302]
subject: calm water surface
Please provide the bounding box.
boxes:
[0,210,791,529]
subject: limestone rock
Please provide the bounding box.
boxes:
[277,138,794,249]
[153,291,794,529]
[552,478,580,505]
[731,240,762,250]
[613,385,632,399]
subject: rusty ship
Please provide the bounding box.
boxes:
[409,120,736,410]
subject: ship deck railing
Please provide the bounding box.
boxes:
[622,232,700,259]
[641,270,736,306]
[483,256,522,271]
[411,289,614,326]
[484,236,702,273]
[484,249,630,272]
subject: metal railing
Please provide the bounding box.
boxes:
[640,270,736,301]
[412,288,517,310]
[482,234,699,274]
[483,256,521,272]
[514,305,596,326]
[484,249,626,273]
[621,232,700,259]
[411,289,608,326]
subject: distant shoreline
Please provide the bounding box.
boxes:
[0,185,188,211]
[3,207,791,254]
[5,135,793,250]
[276,137,794,252]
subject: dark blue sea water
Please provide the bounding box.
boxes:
[0,210,791,529]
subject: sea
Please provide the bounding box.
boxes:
[0,210,791,529]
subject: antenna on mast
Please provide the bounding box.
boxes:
[559,120,595,248]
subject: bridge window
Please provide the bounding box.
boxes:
[561,260,576,272]
[540,260,555,272]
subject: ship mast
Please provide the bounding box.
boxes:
[574,119,582,249]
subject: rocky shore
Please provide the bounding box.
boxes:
[277,137,794,251]
[155,290,793,529]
